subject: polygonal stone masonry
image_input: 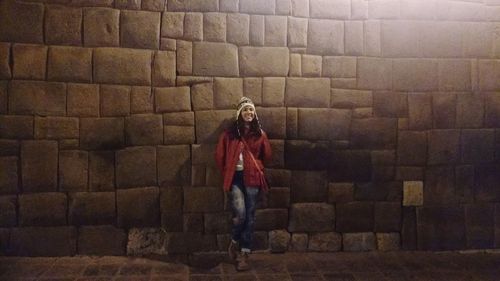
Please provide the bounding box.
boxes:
[12,44,47,80]
[117,187,160,228]
[116,146,157,188]
[59,150,88,192]
[342,232,376,252]
[68,192,115,225]
[403,181,423,207]
[0,0,44,44]
[9,80,66,116]
[120,10,160,49]
[45,5,82,46]
[94,48,152,86]
[83,7,119,47]
[18,192,67,226]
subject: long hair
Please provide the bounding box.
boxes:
[230,115,262,139]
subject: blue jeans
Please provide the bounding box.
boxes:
[230,171,259,252]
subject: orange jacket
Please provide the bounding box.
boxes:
[215,129,272,192]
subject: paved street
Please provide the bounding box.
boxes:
[1,251,499,281]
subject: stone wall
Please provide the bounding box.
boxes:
[1,0,500,258]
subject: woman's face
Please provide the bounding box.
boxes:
[240,105,255,123]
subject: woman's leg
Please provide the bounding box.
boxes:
[230,173,246,243]
[240,187,259,253]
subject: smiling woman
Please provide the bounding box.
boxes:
[215,97,272,271]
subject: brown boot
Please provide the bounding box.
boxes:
[228,240,239,261]
[236,252,250,271]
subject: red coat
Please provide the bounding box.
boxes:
[215,129,272,192]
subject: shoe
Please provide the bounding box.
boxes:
[236,252,250,271]
[228,240,239,261]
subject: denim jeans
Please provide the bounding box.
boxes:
[230,171,259,252]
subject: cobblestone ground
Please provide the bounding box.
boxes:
[1,251,499,281]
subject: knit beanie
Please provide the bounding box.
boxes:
[236,97,257,120]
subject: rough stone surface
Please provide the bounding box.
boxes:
[116,146,157,188]
[127,228,166,255]
[88,151,114,192]
[45,6,82,46]
[158,145,191,186]
[307,19,344,55]
[227,14,250,45]
[250,15,265,46]
[48,46,92,82]
[34,117,78,140]
[162,12,184,38]
[330,89,371,108]
[203,13,226,42]
[117,187,160,228]
[0,196,16,226]
[0,116,34,139]
[290,233,308,252]
[336,202,374,233]
[417,206,465,250]
[94,48,152,85]
[21,141,58,192]
[59,150,88,192]
[121,10,160,49]
[195,110,234,144]
[67,84,99,117]
[12,44,47,80]
[262,78,285,107]
[465,204,495,249]
[83,7,119,47]
[461,129,495,163]
[265,16,287,47]
[328,183,354,203]
[183,187,223,212]
[155,87,191,113]
[357,58,392,90]
[256,209,289,230]
[323,56,357,78]
[285,140,329,170]
[10,227,77,256]
[393,59,439,91]
[78,226,126,255]
[285,78,330,107]
[0,157,18,195]
[167,0,218,12]
[343,232,376,252]
[153,51,176,87]
[288,203,335,232]
[240,47,289,76]
[183,13,203,41]
[19,193,67,226]
[0,0,44,43]
[373,91,407,118]
[457,93,484,128]
[408,93,432,130]
[310,0,350,19]
[485,92,500,127]
[376,233,400,251]
[125,114,163,145]
[240,0,276,14]
[308,232,342,252]
[131,86,154,114]
[100,85,130,117]
[269,230,290,253]
[397,131,427,165]
[374,202,401,232]
[80,118,124,150]
[9,81,66,116]
[427,130,460,165]
[403,181,423,207]
[213,78,243,109]
[350,118,397,149]
[288,17,307,47]
[68,192,115,225]
[298,108,350,140]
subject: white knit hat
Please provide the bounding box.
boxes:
[236,97,256,120]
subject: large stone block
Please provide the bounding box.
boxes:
[192,82,214,111]
[59,150,88,192]
[285,78,330,107]
[397,131,427,165]
[116,146,157,188]
[153,51,176,87]
[227,14,250,45]
[257,107,286,139]
[465,204,494,249]
[290,171,328,203]
[34,117,79,140]
[157,145,191,186]
[131,86,154,114]
[160,187,183,212]
[88,151,114,192]
[364,20,381,56]
[401,207,416,250]
[67,83,99,117]
[342,232,376,252]
[262,78,285,107]
[297,108,350,140]
[269,229,290,253]
[162,12,184,38]
[336,202,374,233]
[288,17,307,47]
[265,16,287,47]
[432,93,456,129]
[424,166,457,205]
[288,203,335,232]
[420,21,462,57]
[457,93,484,129]
[78,225,126,255]
[183,187,223,212]
[12,44,47,80]
[94,48,152,85]
[255,209,288,230]
[120,10,160,49]
[0,81,6,114]
[183,13,203,41]
[461,129,495,164]
[462,22,494,58]
[0,196,16,227]
[155,87,191,113]
[240,47,289,76]
[475,164,500,202]
[203,13,226,42]
[380,20,421,57]
[117,187,159,227]
[427,130,460,165]
[310,0,350,19]
[45,5,82,46]
[0,116,33,139]
[195,110,234,144]
[101,86,130,117]
[330,89,371,108]
[21,141,58,192]
[354,181,401,202]
[357,58,392,90]
[19,192,67,226]
[285,140,329,170]
[125,114,163,146]
[301,55,322,77]
[307,19,344,55]
[417,206,465,250]
[265,168,291,187]
[240,0,275,14]
[9,80,66,116]
[80,118,124,150]
[0,157,18,195]
[0,0,44,43]
[213,78,243,109]
[69,192,115,225]
[308,232,342,252]
[329,150,372,182]
[345,20,364,55]
[373,91,407,118]
[250,15,265,46]
[167,0,218,11]
[268,187,290,208]
[480,60,500,91]
[0,140,19,157]
[127,228,166,255]
[374,202,401,232]
[485,92,500,127]
[47,46,92,82]
[408,93,432,130]
[83,8,119,47]
[328,183,353,203]
[350,118,397,149]
[10,227,77,256]
[393,59,439,91]
[323,57,356,78]
[439,60,471,91]
[166,232,217,254]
